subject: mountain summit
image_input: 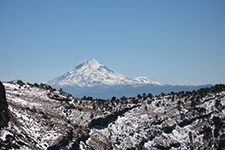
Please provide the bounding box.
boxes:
[45,59,211,99]
[45,59,161,88]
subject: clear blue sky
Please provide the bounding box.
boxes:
[0,0,225,85]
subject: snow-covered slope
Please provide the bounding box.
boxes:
[1,81,225,149]
[45,59,161,87]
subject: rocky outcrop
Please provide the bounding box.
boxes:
[0,81,9,129]
[89,104,141,129]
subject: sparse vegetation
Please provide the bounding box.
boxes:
[1,81,225,149]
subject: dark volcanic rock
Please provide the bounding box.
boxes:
[0,81,9,129]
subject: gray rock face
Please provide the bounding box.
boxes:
[0,81,9,129]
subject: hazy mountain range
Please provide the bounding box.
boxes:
[45,59,212,99]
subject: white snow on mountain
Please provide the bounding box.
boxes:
[45,59,162,87]
[134,76,161,85]
[1,81,224,149]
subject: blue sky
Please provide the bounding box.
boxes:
[0,0,225,85]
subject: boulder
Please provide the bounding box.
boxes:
[0,81,9,129]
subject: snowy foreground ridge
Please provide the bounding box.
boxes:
[1,80,225,149]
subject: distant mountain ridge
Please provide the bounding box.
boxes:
[45,59,161,87]
[45,59,212,99]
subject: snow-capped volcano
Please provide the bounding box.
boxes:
[45,59,161,87]
[45,59,211,99]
